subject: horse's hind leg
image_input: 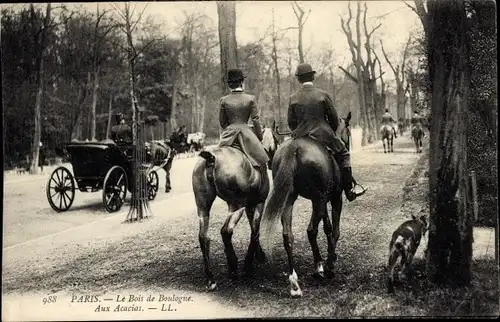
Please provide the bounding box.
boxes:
[243,203,266,274]
[281,198,303,297]
[325,194,343,277]
[194,174,217,290]
[383,139,387,153]
[308,198,328,278]
[390,136,394,152]
[221,204,246,279]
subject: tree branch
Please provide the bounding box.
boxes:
[380,39,397,77]
[402,0,418,14]
[338,66,358,83]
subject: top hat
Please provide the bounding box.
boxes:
[227,69,245,83]
[295,63,316,76]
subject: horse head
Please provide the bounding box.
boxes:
[337,111,352,152]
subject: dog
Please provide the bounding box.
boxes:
[387,213,428,293]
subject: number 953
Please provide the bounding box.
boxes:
[42,296,57,305]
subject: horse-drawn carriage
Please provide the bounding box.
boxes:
[46,141,159,213]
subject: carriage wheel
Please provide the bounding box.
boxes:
[46,166,76,212]
[102,166,128,213]
[147,170,159,200]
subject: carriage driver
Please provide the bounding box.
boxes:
[288,63,366,202]
[111,112,133,145]
[381,107,398,138]
[218,68,270,181]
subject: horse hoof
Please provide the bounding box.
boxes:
[290,288,303,298]
[313,271,325,280]
[206,281,217,292]
[228,271,239,280]
[255,250,266,264]
[243,260,254,275]
[325,269,335,279]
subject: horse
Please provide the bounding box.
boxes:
[145,140,176,192]
[397,119,405,137]
[380,125,395,153]
[192,136,270,291]
[411,125,424,153]
[262,127,279,170]
[260,111,356,298]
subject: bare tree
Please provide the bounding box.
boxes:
[217,1,238,97]
[339,1,382,145]
[380,35,412,122]
[29,3,51,174]
[291,1,311,63]
[113,3,151,221]
[90,4,119,141]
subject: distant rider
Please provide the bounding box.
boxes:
[381,108,398,138]
[411,110,424,136]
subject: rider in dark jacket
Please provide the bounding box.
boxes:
[110,113,133,144]
[287,63,365,202]
[218,68,269,179]
[381,108,397,138]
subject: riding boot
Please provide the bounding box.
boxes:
[393,127,398,138]
[334,152,367,202]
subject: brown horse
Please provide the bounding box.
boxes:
[411,126,424,153]
[145,140,176,192]
[380,125,395,153]
[192,143,270,291]
[260,112,356,298]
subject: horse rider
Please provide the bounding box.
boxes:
[288,62,365,202]
[411,110,424,136]
[381,107,398,138]
[218,68,269,181]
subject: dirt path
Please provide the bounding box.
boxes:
[2,134,496,319]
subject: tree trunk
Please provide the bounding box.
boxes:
[30,3,51,175]
[170,81,178,133]
[217,1,238,96]
[31,55,44,174]
[106,95,113,139]
[426,0,472,286]
[90,65,99,141]
[200,98,207,133]
[298,26,304,63]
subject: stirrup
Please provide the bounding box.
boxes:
[347,179,368,201]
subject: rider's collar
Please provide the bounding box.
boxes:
[302,82,313,87]
[231,87,243,92]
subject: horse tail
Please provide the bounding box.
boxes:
[260,144,298,260]
[199,150,216,183]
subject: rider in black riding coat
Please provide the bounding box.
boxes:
[287,63,366,202]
